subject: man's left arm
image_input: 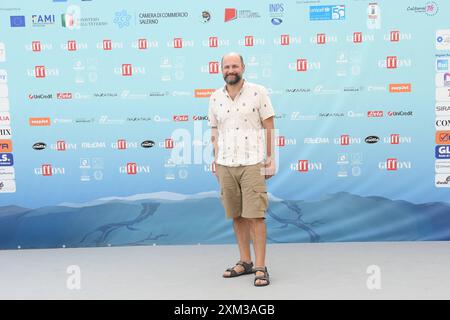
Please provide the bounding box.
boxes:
[262,116,276,179]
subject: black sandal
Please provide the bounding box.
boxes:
[253,266,270,287]
[223,261,254,278]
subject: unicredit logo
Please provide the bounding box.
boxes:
[387,111,413,117]
[29,93,52,100]
[192,115,208,121]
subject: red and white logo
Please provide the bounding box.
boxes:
[56,140,66,151]
[165,138,174,149]
[173,115,188,121]
[353,32,363,43]
[103,40,112,50]
[245,36,254,47]
[122,64,132,76]
[316,33,326,44]
[138,38,148,50]
[32,41,41,52]
[340,135,350,146]
[386,158,397,171]
[390,31,400,42]
[276,136,285,147]
[57,92,72,99]
[209,61,219,74]
[298,160,309,172]
[35,66,46,78]
[368,111,384,117]
[67,40,77,51]
[42,164,52,176]
[118,139,127,150]
[174,38,183,48]
[296,59,307,72]
[281,34,290,46]
[127,162,137,175]
[209,36,218,48]
[390,134,400,145]
[386,56,397,69]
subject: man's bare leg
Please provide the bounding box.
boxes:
[250,218,268,285]
[223,217,252,276]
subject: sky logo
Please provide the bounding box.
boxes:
[10,16,26,27]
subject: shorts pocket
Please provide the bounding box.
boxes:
[253,186,269,211]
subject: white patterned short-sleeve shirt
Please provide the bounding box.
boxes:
[208,80,275,167]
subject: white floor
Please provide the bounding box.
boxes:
[0,241,449,300]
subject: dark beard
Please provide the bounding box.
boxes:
[224,73,242,85]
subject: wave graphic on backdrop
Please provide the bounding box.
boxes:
[0,192,449,250]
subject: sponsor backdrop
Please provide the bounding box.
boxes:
[0,0,449,249]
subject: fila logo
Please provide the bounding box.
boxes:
[103,40,112,50]
[42,164,52,176]
[353,32,362,43]
[127,162,137,175]
[35,66,46,78]
[317,33,326,44]
[209,61,219,74]
[56,140,66,151]
[391,134,400,144]
[165,138,174,149]
[276,136,285,147]
[122,64,132,76]
[386,56,397,69]
[281,34,290,46]
[209,36,218,48]
[245,36,254,47]
[32,41,41,52]
[118,139,126,150]
[174,38,183,48]
[391,31,400,42]
[341,135,350,146]
[387,158,397,171]
[296,59,307,72]
[138,38,147,50]
[67,40,77,51]
[298,160,309,172]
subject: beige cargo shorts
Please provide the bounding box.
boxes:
[216,162,269,219]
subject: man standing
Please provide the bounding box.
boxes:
[208,53,276,287]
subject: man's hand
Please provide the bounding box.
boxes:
[263,157,276,180]
[213,160,219,179]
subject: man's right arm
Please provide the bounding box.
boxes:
[211,127,219,177]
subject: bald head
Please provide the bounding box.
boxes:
[221,53,244,68]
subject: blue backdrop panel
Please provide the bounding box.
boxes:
[0,0,449,249]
